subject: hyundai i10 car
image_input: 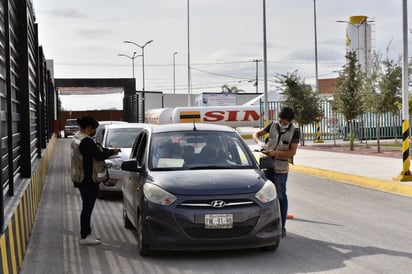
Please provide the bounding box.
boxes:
[121,123,281,256]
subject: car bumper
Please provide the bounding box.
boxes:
[64,128,78,136]
[141,196,281,251]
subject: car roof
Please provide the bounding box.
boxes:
[148,123,236,134]
[103,122,148,130]
[98,120,127,125]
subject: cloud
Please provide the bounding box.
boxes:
[41,8,87,19]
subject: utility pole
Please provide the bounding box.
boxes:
[253,59,262,93]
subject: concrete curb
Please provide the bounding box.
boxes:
[290,164,412,198]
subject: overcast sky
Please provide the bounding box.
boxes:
[32,0,410,95]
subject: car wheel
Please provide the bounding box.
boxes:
[260,240,280,252]
[137,211,152,256]
[123,207,134,229]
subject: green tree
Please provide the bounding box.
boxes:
[333,51,364,150]
[377,56,402,150]
[275,70,321,146]
[363,51,402,152]
[221,84,244,93]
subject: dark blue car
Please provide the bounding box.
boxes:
[121,123,281,256]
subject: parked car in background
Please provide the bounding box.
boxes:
[94,123,146,198]
[121,123,281,256]
[64,118,79,138]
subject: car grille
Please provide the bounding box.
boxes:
[178,199,254,208]
[178,216,258,239]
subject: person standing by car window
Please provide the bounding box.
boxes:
[71,116,121,245]
[252,107,300,237]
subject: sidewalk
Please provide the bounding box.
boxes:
[290,141,412,197]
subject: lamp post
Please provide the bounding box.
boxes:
[187,0,191,106]
[262,0,269,123]
[253,59,262,93]
[173,52,178,94]
[123,39,154,122]
[117,52,140,79]
[313,0,319,92]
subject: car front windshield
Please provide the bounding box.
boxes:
[149,131,255,170]
[66,119,77,126]
[105,128,142,148]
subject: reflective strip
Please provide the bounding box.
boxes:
[14,209,22,267]
[0,234,9,274]
[8,221,17,274]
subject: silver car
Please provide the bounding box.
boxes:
[94,123,146,198]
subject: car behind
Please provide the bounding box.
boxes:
[64,118,79,138]
[121,123,281,256]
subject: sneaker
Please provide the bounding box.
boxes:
[92,232,100,240]
[281,228,286,238]
[79,235,101,245]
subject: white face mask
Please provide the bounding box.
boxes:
[278,123,289,130]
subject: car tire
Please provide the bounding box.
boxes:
[260,240,280,252]
[137,211,152,256]
[123,207,134,229]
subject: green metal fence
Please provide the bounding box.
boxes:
[261,100,403,141]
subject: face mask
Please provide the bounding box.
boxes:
[278,122,289,130]
[90,129,96,137]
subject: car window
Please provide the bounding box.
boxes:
[65,119,77,126]
[136,133,148,164]
[105,128,142,148]
[149,131,255,170]
[95,127,105,144]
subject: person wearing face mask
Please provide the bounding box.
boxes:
[252,107,300,238]
[71,116,121,245]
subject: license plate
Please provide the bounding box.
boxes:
[204,214,233,229]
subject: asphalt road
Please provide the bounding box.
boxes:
[20,139,412,274]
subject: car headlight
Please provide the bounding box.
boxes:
[143,183,177,206]
[255,180,277,203]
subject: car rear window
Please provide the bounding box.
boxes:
[65,119,77,126]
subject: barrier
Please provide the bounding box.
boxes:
[0,135,56,274]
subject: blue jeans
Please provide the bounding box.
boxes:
[78,182,99,238]
[264,169,288,228]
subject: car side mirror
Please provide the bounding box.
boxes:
[259,156,275,169]
[121,159,140,172]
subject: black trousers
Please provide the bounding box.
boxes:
[78,181,99,239]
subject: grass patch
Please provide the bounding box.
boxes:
[380,143,402,148]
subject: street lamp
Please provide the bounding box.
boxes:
[187,0,192,106]
[173,52,178,94]
[262,0,269,122]
[313,0,319,92]
[253,59,262,93]
[117,52,140,79]
[123,39,154,122]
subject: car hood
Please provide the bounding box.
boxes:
[150,169,267,195]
